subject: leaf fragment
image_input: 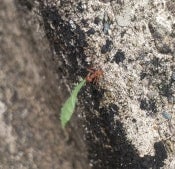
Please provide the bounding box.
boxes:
[60,79,86,128]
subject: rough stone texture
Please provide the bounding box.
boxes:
[1,0,175,169]
[0,0,89,169]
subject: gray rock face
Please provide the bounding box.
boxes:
[0,0,89,169]
[1,0,175,169]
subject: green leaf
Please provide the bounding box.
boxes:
[60,79,86,128]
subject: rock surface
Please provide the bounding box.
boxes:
[0,0,89,169]
[0,0,175,169]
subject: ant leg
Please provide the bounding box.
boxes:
[86,73,91,82]
[87,68,95,73]
[94,77,99,85]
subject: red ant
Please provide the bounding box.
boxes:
[85,68,103,84]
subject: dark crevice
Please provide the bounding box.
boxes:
[39,3,88,80]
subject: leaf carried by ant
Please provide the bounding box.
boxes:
[60,79,86,128]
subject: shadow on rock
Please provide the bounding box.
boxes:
[40,2,88,79]
[83,85,167,169]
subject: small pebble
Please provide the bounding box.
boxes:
[86,28,95,36]
[101,39,113,54]
[161,111,172,120]
[172,71,175,80]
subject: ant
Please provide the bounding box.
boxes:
[85,68,103,84]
